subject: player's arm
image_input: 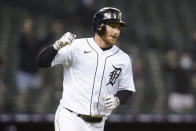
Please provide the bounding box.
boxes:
[36,32,76,68]
[102,90,132,110]
[36,46,58,68]
[115,90,133,105]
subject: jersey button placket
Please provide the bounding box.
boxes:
[91,55,106,116]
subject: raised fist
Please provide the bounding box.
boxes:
[53,32,76,50]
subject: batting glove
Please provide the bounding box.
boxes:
[102,94,120,110]
[53,32,76,50]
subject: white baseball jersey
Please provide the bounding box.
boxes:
[52,37,135,117]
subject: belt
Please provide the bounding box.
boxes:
[65,108,103,123]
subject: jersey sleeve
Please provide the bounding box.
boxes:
[118,57,136,92]
[51,43,75,67]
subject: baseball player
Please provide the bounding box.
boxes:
[37,7,135,131]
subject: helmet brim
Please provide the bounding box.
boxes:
[103,19,128,27]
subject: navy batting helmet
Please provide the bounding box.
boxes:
[92,7,127,35]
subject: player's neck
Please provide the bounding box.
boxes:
[94,34,112,49]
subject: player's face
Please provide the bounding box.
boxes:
[102,23,121,46]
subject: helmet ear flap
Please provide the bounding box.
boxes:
[92,12,106,35]
[97,24,106,35]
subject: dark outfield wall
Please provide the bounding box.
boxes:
[0,122,196,131]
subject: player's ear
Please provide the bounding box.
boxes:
[97,26,102,31]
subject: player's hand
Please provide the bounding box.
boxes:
[102,94,120,110]
[53,32,76,50]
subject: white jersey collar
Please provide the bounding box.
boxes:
[87,38,119,56]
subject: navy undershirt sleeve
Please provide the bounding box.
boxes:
[36,46,58,68]
[115,90,133,105]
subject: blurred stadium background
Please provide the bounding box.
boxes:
[1,0,196,130]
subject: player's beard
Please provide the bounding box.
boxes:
[102,33,119,47]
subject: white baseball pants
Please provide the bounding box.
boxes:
[54,105,105,131]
